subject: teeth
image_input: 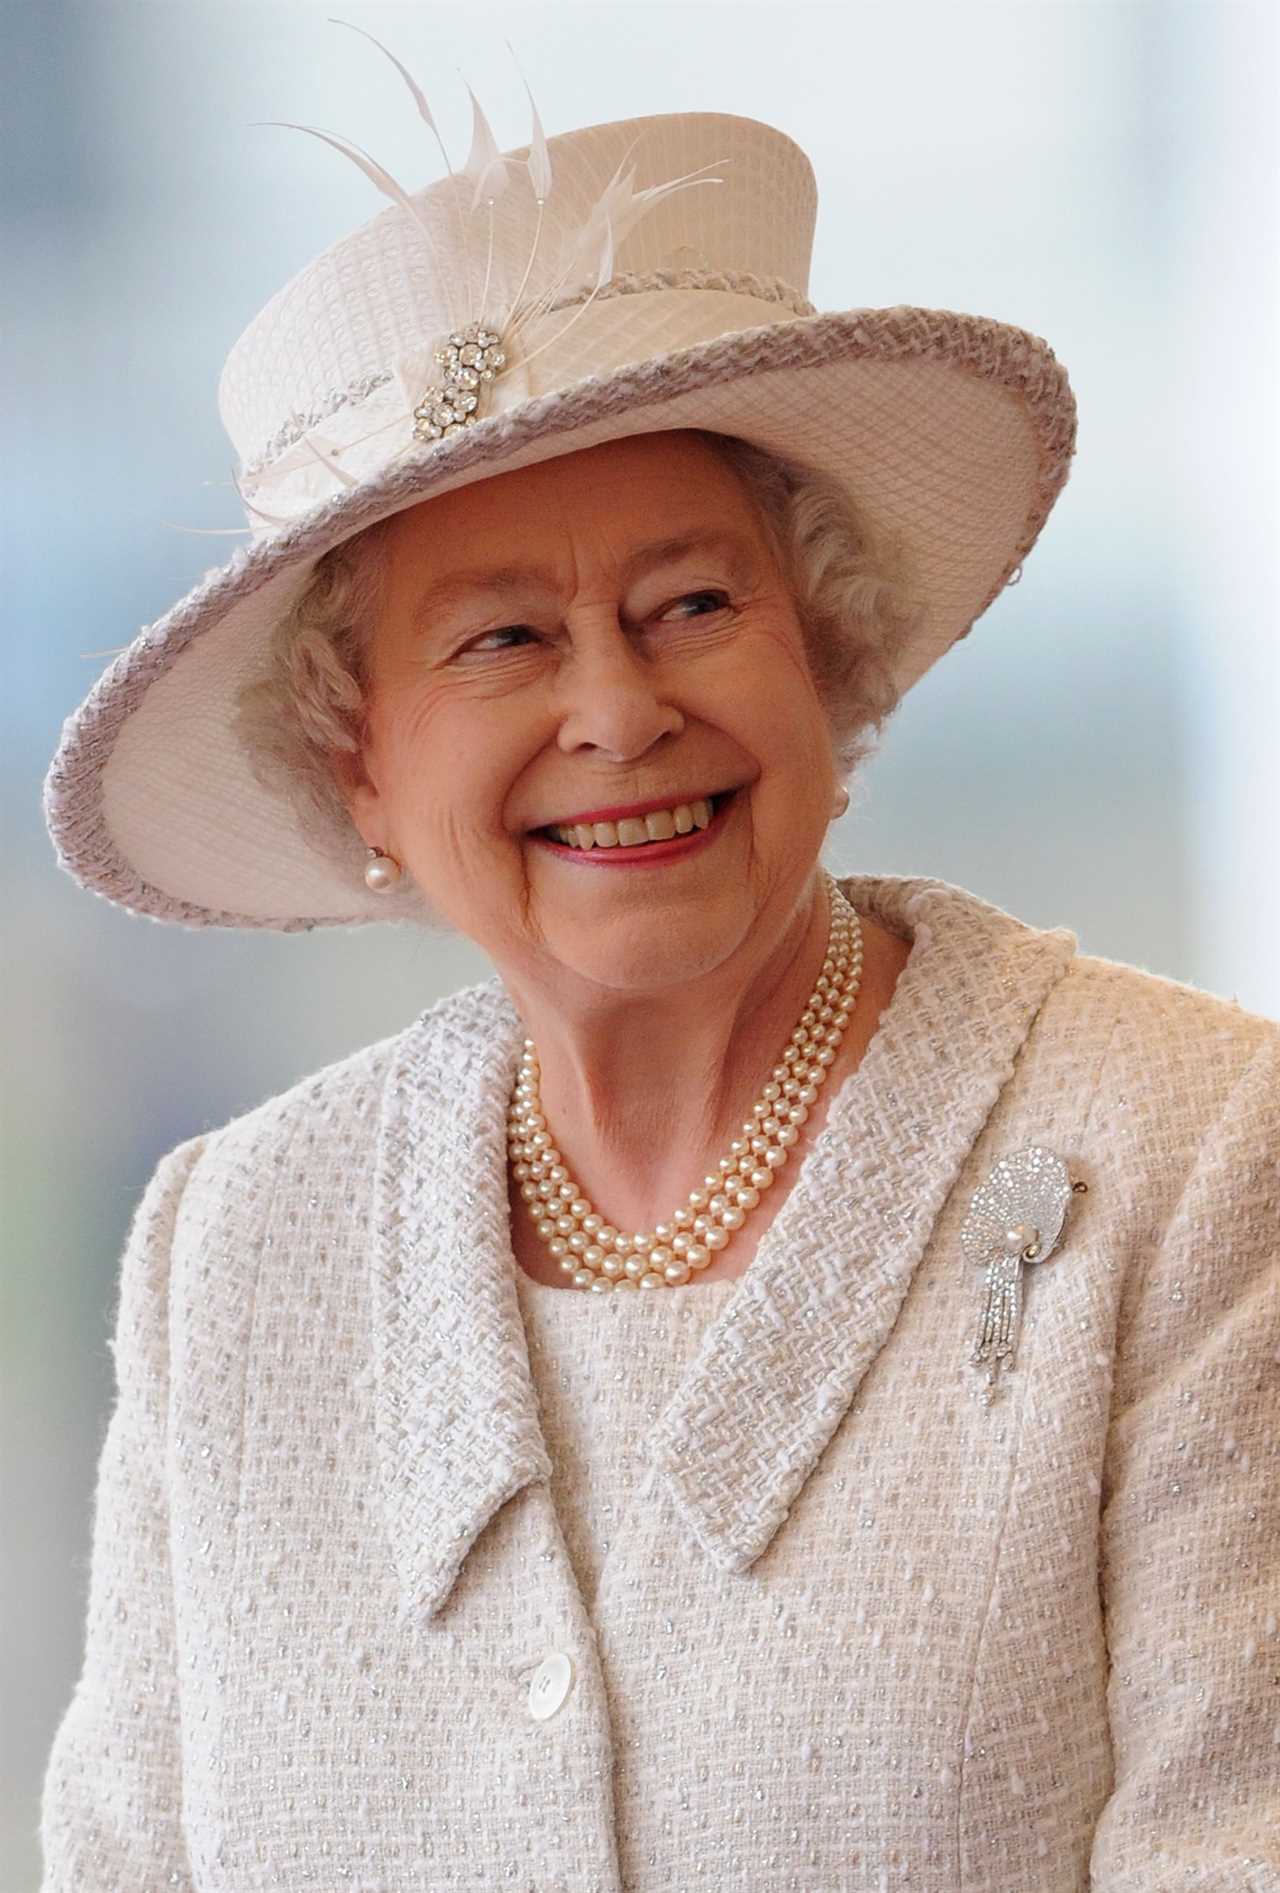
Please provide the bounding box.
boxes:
[546,794,723,850]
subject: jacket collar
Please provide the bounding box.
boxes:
[371,874,1077,1621]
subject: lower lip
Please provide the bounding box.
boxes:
[531,795,736,869]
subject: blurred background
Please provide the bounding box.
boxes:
[5,1,1277,1884]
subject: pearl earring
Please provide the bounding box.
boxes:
[831,785,850,819]
[364,847,403,892]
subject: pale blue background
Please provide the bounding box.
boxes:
[6,2,1277,1885]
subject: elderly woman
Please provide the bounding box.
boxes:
[40,74,1277,1893]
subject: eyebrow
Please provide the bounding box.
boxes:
[409,529,760,623]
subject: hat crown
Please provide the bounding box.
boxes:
[218,112,817,477]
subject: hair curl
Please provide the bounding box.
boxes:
[232,431,923,911]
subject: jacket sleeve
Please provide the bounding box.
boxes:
[40,1135,207,1892]
[1089,1028,1279,1891]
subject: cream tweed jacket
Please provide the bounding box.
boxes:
[40,873,1279,1893]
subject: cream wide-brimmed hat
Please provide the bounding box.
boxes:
[43,68,1076,931]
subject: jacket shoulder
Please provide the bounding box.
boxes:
[185,972,515,1179]
[1044,944,1277,1139]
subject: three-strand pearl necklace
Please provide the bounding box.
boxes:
[506,875,864,1291]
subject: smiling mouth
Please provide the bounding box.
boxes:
[534,791,736,851]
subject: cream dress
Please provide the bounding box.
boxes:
[513,1267,740,1613]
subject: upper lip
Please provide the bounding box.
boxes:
[534,787,739,831]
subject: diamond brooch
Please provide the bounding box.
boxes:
[959,1146,1088,1406]
[412,323,508,442]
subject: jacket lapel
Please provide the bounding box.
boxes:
[647,873,1078,1573]
[371,875,1078,1621]
[371,978,547,1624]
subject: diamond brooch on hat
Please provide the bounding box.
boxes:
[959,1147,1088,1406]
[413,324,508,441]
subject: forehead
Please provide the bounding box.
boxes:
[383,431,768,578]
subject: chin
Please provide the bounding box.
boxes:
[544,901,744,996]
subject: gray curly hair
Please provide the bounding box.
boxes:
[232,431,923,911]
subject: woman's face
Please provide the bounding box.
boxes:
[341,430,840,995]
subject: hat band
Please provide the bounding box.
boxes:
[239,266,816,488]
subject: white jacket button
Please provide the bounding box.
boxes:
[527,1652,574,1720]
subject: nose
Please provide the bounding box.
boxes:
[553,624,685,762]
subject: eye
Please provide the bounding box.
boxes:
[462,624,539,654]
[660,589,732,621]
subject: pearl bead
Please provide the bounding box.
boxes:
[663,1260,692,1285]
[364,854,401,891]
[589,1275,614,1293]
[548,1237,568,1258]
[649,1246,673,1268]
[624,1255,647,1279]
[572,1268,596,1289]
[720,1205,746,1230]
[685,1243,710,1269]
[750,1167,775,1190]
[601,1254,625,1278]
[704,1228,729,1251]
[639,1272,665,1289]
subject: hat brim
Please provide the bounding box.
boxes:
[44,304,1074,930]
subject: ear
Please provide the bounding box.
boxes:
[328,744,386,852]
